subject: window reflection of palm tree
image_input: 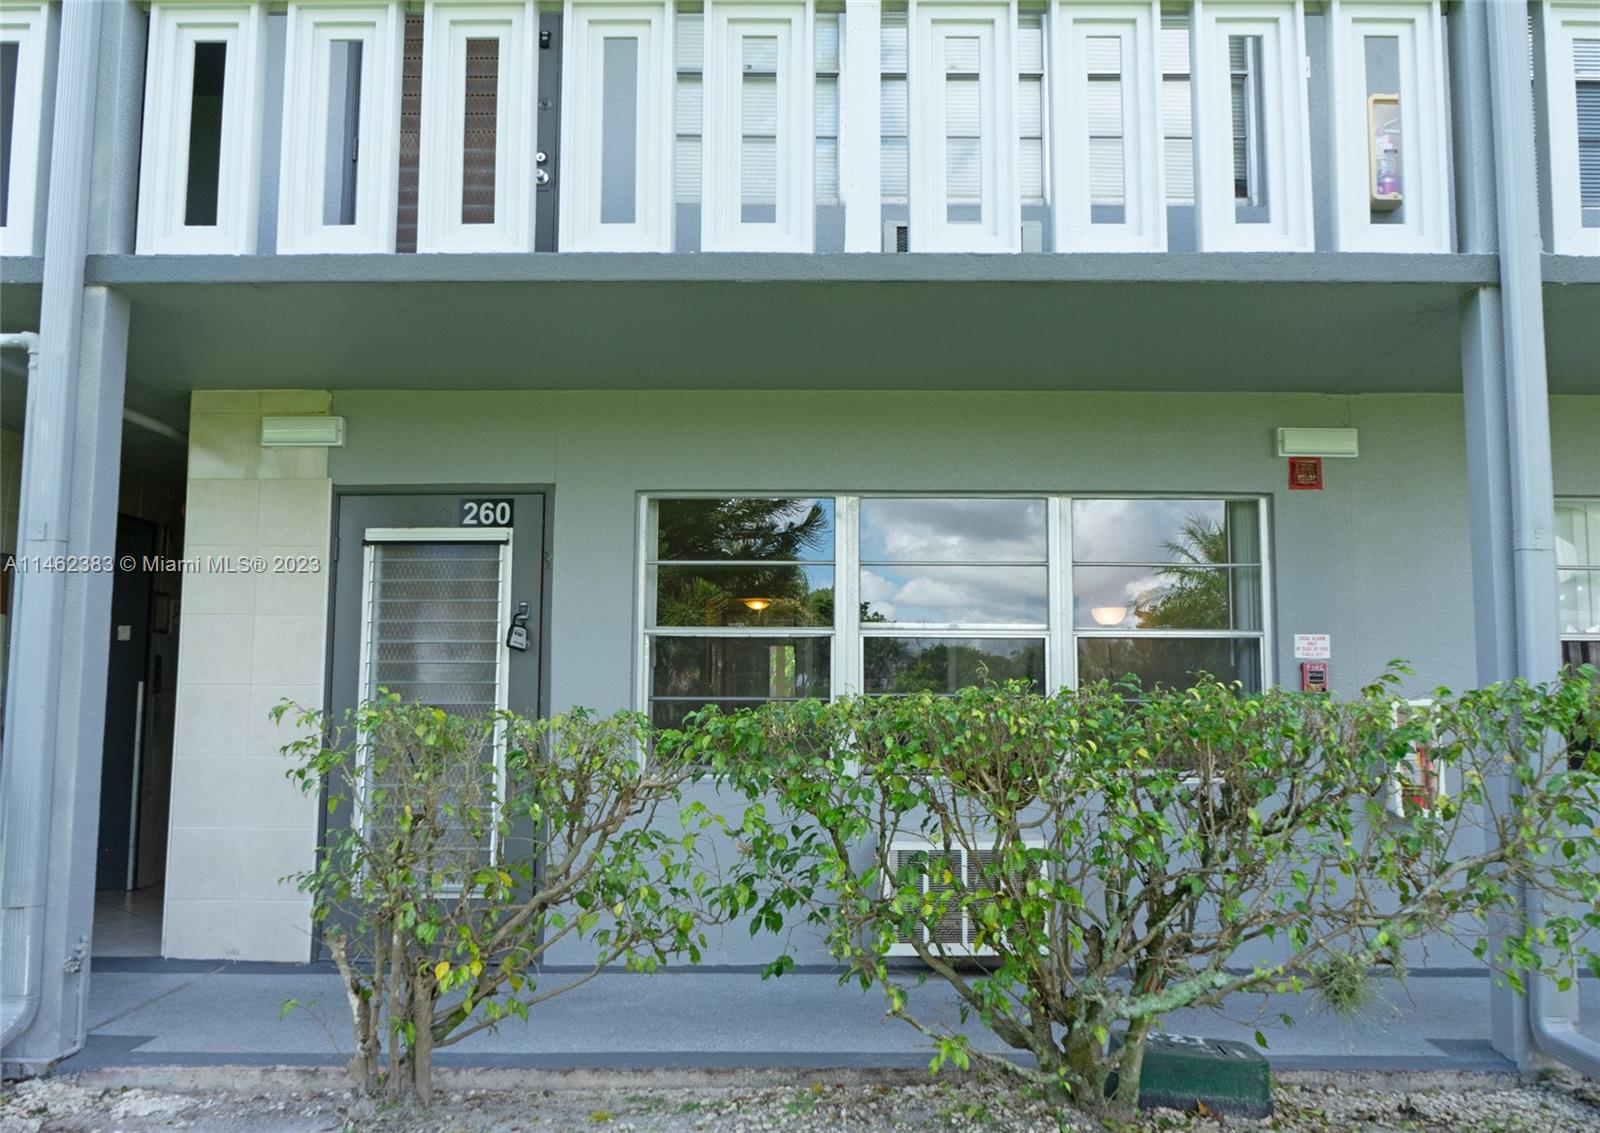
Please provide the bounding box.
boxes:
[1135,516,1232,630]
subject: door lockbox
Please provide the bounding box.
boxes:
[506,601,532,652]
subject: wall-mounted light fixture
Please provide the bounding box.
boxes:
[1090,606,1128,627]
[1275,427,1359,459]
[261,416,346,447]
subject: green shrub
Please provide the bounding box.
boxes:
[693,666,1600,1118]
[276,695,722,1103]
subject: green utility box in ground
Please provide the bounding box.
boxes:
[1109,1033,1273,1117]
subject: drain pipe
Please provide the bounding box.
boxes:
[0,0,104,1055]
[1484,0,1600,1079]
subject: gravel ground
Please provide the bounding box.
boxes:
[2,1071,1599,1133]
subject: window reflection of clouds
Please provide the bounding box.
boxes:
[1072,498,1232,563]
[860,565,1048,625]
[860,498,1047,562]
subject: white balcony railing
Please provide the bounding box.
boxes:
[75,0,1595,257]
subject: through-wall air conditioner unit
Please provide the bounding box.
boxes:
[884,840,1047,958]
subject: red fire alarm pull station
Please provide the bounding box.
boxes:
[1288,456,1324,491]
[1301,661,1329,693]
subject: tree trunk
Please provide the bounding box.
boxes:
[1112,1016,1152,1116]
[410,983,436,1105]
[1060,1020,1111,1114]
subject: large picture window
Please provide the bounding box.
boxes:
[643,497,835,728]
[1071,498,1265,691]
[639,494,1269,723]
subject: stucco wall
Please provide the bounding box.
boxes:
[160,388,1600,966]
[163,391,333,961]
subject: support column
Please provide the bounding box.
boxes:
[0,0,118,1070]
[3,291,130,1069]
[1452,0,1573,1069]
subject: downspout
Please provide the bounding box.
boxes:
[0,0,104,1052]
[1483,0,1600,1079]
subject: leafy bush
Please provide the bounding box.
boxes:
[692,667,1600,1118]
[276,695,721,1102]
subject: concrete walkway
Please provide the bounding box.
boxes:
[63,959,1600,1076]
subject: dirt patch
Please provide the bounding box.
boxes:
[2,1070,1599,1132]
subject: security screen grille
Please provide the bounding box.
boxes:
[357,530,511,865]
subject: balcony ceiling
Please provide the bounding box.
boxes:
[2,253,1596,433]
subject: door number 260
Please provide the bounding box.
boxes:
[460,498,514,527]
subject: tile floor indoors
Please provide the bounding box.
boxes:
[91,887,163,958]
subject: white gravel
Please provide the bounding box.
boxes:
[2,1071,1599,1132]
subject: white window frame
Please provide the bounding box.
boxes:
[1051,0,1166,252]
[908,0,1021,252]
[277,2,405,254]
[0,0,56,257]
[416,1,538,253]
[1557,497,1600,645]
[1188,0,1313,252]
[560,0,677,251]
[136,2,269,255]
[1326,0,1450,254]
[634,492,1274,717]
[354,526,514,871]
[702,0,816,250]
[1537,0,1600,255]
[636,494,840,728]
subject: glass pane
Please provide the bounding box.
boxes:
[651,564,834,627]
[366,542,505,715]
[1072,499,1258,564]
[655,498,834,561]
[860,498,1046,561]
[185,41,228,227]
[741,36,778,217]
[860,565,1048,626]
[601,36,640,225]
[864,637,1045,694]
[323,40,364,226]
[1556,501,1600,567]
[1229,34,1267,219]
[462,38,499,225]
[1559,570,1600,635]
[1074,565,1262,631]
[649,635,831,727]
[815,13,840,72]
[1077,637,1262,693]
[0,42,17,227]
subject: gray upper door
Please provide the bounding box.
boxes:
[320,492,546,956]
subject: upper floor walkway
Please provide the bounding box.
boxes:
[2,0,1599,265]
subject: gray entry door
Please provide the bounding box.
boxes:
[321,492,546,954]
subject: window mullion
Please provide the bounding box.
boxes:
[838,494,862,696]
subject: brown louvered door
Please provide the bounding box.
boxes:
[461,38,501,224]
[395,14,423,251]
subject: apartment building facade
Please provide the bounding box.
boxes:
[0,0,1597,1075]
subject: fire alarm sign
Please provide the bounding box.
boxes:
[1288,456,1323,490]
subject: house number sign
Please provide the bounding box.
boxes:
[459,498,514,527]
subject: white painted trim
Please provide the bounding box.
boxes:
[1538,0,1600,255]
[559,0,676,251]
[908,0,1021,252]
[1051,1,1165,252]
[702,0,815,251]
[277,2,405,254]
[1189,0,1313,252]
[416,1,539,253]
[363,525,512,542]
[136,2,269,254]
[0,1,56,257]
[1326,1,1451,253]
[840,0,883,251]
